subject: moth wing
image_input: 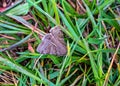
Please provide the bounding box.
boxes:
[50,35,67,56]
[42,41,56,54]
[38,41,57,55]
[57,37,66,45]
[58,39,67,56]
[36,41,45,53]
[50,26,63,38]
[49,43,57,55]
[37,34,51,53]
[56,44,67,56]
[37,34,57,55]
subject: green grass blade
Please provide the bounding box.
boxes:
[0,56,47,85]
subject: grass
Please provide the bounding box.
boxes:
[0,0,120,86]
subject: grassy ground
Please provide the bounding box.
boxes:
[0,0,120,86]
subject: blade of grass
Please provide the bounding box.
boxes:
[98,0,114,10]
[0,56,47,85]
[36,69,55,86]
[103,42,120,86]
[0,0,23,14]
[59,69,78,85]
[56,56,68,85]
[58,9,78,40]
[27,0,57,25]
[7,15,45,36]
[0,33,32,52]
[76,18,99,84]
[82,0,100,38]
[51,0,60,24]
[0,22,29,33]
[41,0,48,13]
[6,3,29,15]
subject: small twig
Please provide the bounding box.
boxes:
[0,34,16,40]
[77,0,86,12]
[70,73,84,86]
[67,0,76,8]
[102,21,110,48]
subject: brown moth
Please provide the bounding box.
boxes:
[36,26,67,56]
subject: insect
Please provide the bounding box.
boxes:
[0,0,13,8]
[36,26,67,56]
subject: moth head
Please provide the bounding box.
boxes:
[50,26,63,37]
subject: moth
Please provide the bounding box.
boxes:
[36,26,67,56]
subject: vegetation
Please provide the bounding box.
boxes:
[0,0,120,86]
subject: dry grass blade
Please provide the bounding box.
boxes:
[103,42,120,86]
